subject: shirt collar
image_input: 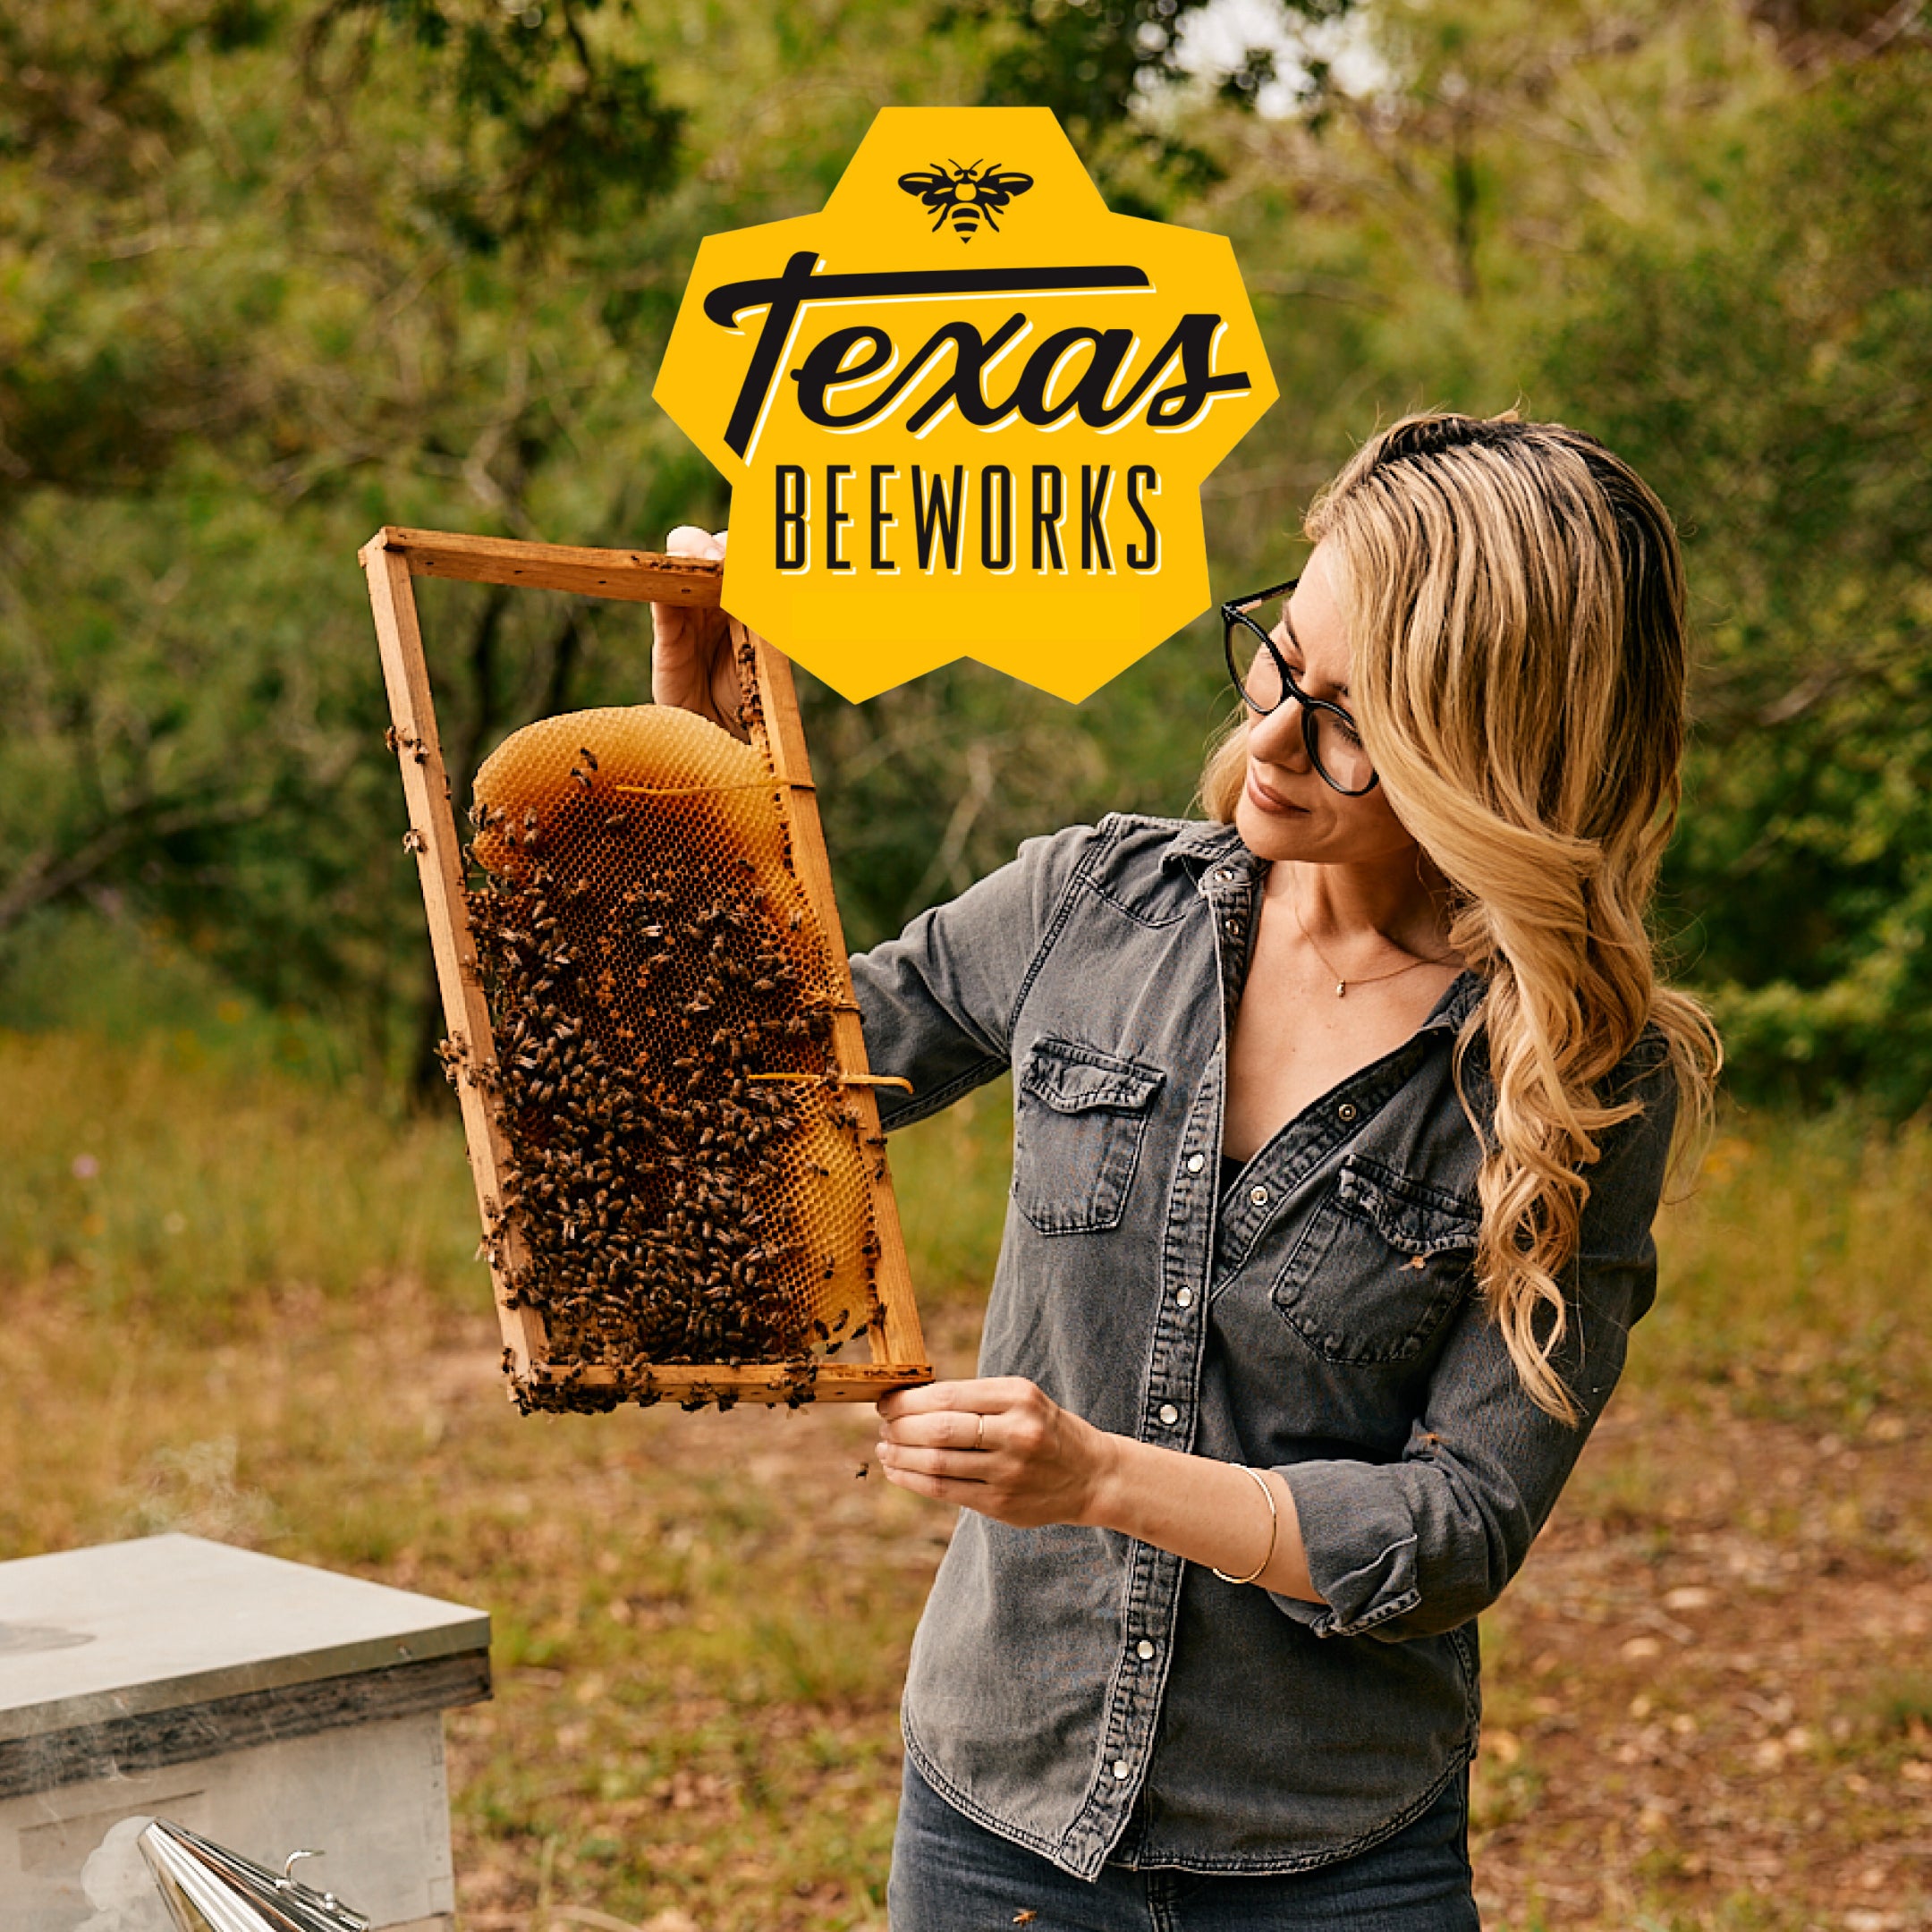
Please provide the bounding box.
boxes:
[1421,969,1484,1033]
[1162,819,1252,874]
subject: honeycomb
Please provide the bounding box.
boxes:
[462,705,887,1412]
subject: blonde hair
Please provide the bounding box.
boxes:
[1202,411,1722,1420]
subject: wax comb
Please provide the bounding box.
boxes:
[362,529,930,1411]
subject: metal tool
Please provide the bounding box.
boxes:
[136,1818,371,1932]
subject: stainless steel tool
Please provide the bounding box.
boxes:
[136,1819,370,1932]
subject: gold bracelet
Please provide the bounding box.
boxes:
[1211,1465,1279,1586]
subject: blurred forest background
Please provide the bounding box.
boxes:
[5,3,1932,1929]
[4,0,1929,1106]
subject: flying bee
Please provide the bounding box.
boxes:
[896,158,1034,242]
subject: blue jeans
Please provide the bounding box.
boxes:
[888,1757,1481,1931]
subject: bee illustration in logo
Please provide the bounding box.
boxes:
[896,158,1035,242]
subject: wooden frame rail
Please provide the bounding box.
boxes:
[359,527,930,1406]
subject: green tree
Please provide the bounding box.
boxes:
[0,0,1017,1081]
[0,0,697,1079]
[5,0,1928,1113]
[1535,44,1932,1110]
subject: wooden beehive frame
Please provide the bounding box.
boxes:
[360,527,931,1406]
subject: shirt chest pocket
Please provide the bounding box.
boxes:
[1012,1037,1165,1236]
[1271,1157,1479,1364]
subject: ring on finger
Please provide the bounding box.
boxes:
[974,1413,987,1453]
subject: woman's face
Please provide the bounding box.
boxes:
[1231,545,1422,870]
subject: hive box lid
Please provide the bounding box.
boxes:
[0,1534,489,1747]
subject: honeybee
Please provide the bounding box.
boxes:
[896,158,1035,242]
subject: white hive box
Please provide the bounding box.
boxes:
[0,1533,490,1932]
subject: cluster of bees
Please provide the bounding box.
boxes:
[454,742,884,1415]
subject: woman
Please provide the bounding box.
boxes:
[650,411,1721,1928]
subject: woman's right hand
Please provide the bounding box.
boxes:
[650,526,745,736]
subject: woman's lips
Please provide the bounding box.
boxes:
[1244,767,1308,816]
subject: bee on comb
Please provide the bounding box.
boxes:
[366,531,930,1414]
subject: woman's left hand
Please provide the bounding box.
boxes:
[875,1377,1118,1529]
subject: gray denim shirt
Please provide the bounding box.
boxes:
[850,814,1677,1880]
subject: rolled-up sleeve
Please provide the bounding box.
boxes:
[1275,1061,1680,1641]
[849,822,1100,1132]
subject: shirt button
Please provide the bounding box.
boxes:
[1175,1287,1195,1309]
[1223,919,1241,936]
[1249,1184,1269,1206]
[1113,1758,1131,1780]
[1216,866,1239,882]
[1337,1102,1358,1123]
[1185,1153,1205,1174]
[1158,1402,1181,1425]
[1136,1640,1156,1661]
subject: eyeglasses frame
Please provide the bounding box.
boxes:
[1218,576,1380,798]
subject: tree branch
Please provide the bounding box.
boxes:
[0,792,273,935]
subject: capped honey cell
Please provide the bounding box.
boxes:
[364,532,928,1415]
[464,706,884,1412]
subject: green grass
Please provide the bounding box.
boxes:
[0,1012,1013,1328]
[0,1027,479,1321]
[8,1013,1925,1411]
[2,1023,1928,1928]
[1633,1110,1932,1421]
[0,1021,1013,1928]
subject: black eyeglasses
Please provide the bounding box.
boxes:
[1220,577,1378,797]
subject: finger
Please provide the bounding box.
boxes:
[880,1376,1032,1420]
[877,1443,988,1485]
[877,1380,980,1421]
[879,1410,984,1452]
[877,1461,979,1504]
[665,525,726,561]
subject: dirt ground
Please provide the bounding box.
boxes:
[1473,1395,1932,1929]
[437,1299,1932,1932]
[11,1040,1925,1930]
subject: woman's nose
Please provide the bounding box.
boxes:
[1246,693,1311,773]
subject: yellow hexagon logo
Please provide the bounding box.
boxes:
[654,106,1277,703]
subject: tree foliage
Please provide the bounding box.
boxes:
[2,0,1928,1109]
[1538,47,1932,1109]
[0,0,704,1080]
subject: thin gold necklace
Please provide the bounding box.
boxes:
[1289,887,1452,999]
